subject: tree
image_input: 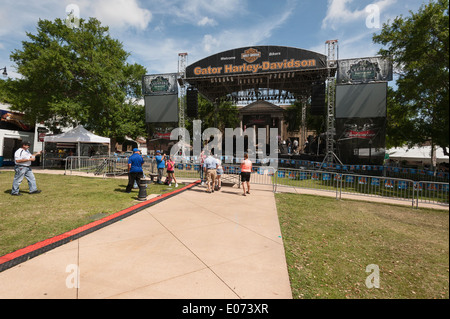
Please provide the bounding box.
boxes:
[184,95,240,134]
[373,0,449,155]
[7,17,147,141]
[285,100,325,135]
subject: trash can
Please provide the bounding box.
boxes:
[137,178,151,201]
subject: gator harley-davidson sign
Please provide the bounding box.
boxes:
[186,46,327,78]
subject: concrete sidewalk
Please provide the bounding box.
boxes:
[0,181,293,299]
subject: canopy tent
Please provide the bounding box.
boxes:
[387,146,449,164]
[43,125,110,168]
[44,125,110,144]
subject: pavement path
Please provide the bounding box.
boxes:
[0,178,293,299]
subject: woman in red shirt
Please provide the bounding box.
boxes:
[240,153,252,196]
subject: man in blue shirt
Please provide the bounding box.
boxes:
[155,150,166,184]
[126,148,144,193]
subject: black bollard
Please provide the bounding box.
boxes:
[137,179,149,201]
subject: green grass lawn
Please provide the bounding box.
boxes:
[276,193,449,299]
[0,171,184,256]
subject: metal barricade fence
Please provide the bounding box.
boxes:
[65,156,157,177]
[220,164,277,191]
[63,156,449,208]
[65,156,103,175]
[338,174,416,207]
[272,168,449,208]
[414,181,450,208]
[171,162,201,181]
[273,168,341,199]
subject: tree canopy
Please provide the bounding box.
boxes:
[373,0,449,155]
[285,99,325,135]
[184,95,240,134]
[5,17,147,141]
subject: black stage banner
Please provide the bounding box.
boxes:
[336,117,386,165]
[337,56,393,84]
[186,46,327,78]
[143,73,178,96]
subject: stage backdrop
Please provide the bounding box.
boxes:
[143,73,179,123]
[335,82,387,165]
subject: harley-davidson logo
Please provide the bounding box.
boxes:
[241,48,261,63]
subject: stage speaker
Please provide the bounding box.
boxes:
[186,87,198,118]
[310,82,326,116]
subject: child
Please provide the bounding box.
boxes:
[166,156,178,187]
[215,155,223,191]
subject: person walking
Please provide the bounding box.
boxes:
[240,153,252,196]
[11,141,42,196]
[203,152,218,193]
[125,148,144,193]
[166,156,178,187]
[215,155,223,191]
[155,150,166,184]
[200,148,207,185]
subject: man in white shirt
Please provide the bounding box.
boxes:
[203,152,218,193]
[11,141,42,196]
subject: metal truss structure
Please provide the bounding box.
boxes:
[322,40,343,167]
[178,52,188,131]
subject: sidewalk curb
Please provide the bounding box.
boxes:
[0,180,200,273]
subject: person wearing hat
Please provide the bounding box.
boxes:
[125,148,144,193]
[11,141,42,196]
[155,150,166,184]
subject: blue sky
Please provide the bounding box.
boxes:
[0,0,427,79]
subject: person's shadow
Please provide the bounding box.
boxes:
[4,189,33,194]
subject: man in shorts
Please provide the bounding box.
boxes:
[240,153,252,196]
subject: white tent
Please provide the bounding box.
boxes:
[44,125,110,144]
[387,146,449,164]
[43,126,110,168]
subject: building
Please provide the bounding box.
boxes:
[0,102,43,166]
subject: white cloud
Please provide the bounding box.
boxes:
[147,0,245,27]
[79,0,152,30]
[202,35,220,53]
[197,2,295,56]
[198,17,217,27]
[124,36,187,74]
[322,0,396,30]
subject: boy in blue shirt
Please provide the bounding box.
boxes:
[126,148,144,193]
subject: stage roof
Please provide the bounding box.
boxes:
[183,46,335,102]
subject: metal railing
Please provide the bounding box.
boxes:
[63,156,448,209]
[414,181,450,208]
[273,167,449,208]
